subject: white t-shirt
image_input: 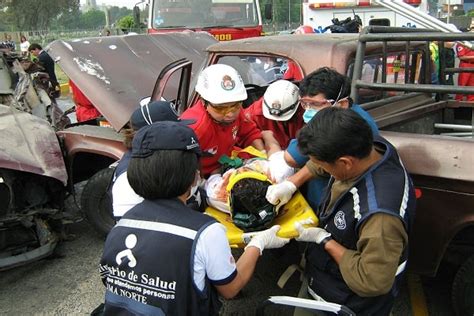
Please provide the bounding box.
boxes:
[193,222,237,290]
[112,171,144,217]
[20,41,30,52]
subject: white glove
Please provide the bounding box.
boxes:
[268,151,295,184]
[245,225,290,255]
[295,221,332,244]
[266,180,297,205]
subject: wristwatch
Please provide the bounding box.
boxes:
[320,235,333,249]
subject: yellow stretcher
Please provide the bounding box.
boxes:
[205,191,319,248]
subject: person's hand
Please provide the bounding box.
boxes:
[245,225,290,255]
[295,221,331,244]
[266,180,297,205]
[268,151,295,184]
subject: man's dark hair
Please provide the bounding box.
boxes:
[28,43,42,52]
[127,150,198,199]
[298,107,373,163]
[299,67,352,105]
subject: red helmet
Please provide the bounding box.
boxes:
[295,25,315,34]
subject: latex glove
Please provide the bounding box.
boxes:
[266,180,297,205]
[268,151,295,184]
[245,225,290,255]
[295,221,332,244]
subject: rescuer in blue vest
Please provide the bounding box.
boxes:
[100,121,289,315]
[295,108,416,315]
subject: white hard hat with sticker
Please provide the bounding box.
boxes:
[195,64,247,105]
[262,80,300,121]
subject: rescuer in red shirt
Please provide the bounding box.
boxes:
[455,42,474,102]
[180,64,264,178]
[244,80,304,149]
[69,80,101,122]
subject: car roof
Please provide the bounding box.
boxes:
[207,33,420,76]
[208,34,359,74]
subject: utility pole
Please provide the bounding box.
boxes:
[447,0,450,24]
[288,0,291,29]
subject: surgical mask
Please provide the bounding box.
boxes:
[303,108,318,123]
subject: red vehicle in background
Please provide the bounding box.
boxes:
[147,0,269,41]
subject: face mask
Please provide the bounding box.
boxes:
[303,108,318,123]
[187,171,201,201]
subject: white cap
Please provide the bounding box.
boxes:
[262,80,299,121]
[195,64,247,105]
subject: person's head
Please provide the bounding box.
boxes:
[20,35,27,43]
[227,171,276,232]
[297,107,373,181]
[294,25,315,35]
[106,30,111,36]
[299,67,352,123]
[262,80,299,121]
[28,43,43,57]
[127,121,201,200]
[195,64,247,125]
[5,34,11,41]
[123,100,193,149]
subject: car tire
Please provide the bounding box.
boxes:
[81,167,115,237]
[452,254,474,316]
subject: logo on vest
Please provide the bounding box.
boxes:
[116,234,138,268]
[334,211,346,230]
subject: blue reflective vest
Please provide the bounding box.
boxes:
[100,198,220,315]
[306,137,416,315]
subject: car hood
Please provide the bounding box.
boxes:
[0,104,67,185]
[48,32,217,130]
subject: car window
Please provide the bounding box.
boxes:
[216,55,294,86]
[349,50,425,103]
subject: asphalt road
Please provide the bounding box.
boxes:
[0,206,454,315]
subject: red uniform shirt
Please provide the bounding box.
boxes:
[283,61,304,81]
[244,98,305,149]
[455,44,474,101]
[69,80,101,122]
[181,100,262,177]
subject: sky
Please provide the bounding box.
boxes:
[80,0,135,9]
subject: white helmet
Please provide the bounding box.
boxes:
[195,64,247,105]
[262,80,299,121]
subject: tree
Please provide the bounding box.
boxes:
[53,6,82,30]
[79,9,106,29]
[109,6,132,25]
[116,15,135,29]
[7,0,79,30]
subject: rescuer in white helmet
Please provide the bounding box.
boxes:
[244,79,304,149]
[180,64,265,178]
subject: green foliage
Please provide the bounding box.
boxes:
[467,9,474,17]
[260,0,302,26]
[109,7,133,25]
[116,15,135,29]
[7,0,80,30]
[80,9,106,29]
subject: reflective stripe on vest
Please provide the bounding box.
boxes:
[116,218,197,240]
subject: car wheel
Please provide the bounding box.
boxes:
[452,254,474,316]
[81,167,115,237]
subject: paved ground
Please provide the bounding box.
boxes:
[0,213,454,315]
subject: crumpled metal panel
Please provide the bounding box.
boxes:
[0,104,67,185]
[0,54,13,94]
[48,32,217,130]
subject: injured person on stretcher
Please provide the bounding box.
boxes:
[205,130,296,232]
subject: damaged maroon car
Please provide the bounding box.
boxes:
[0,32,217,270]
